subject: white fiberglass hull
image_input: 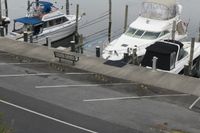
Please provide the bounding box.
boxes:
[157,42,200,74]
[33,22,76,45]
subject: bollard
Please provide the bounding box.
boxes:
[46,37,52,49]
[0,26,4,37]
[81,47,83,54]
[70,40,75,52]
[23,32,28,42]
[172,20,176,40]
[152,56,158,71]
[96,46,100,57]
[123,53,129,62]
[30,35,33,43]
[132,48,138,65]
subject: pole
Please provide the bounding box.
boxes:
[4,0,8,35]
[96,46,100,57]
[198,23,200,42]
[66,0,69,15]
[27,0,31,12]
[188,37,195,75]
[0,0,2,24]
[75,4,79,44]
[5,0,8,17]
[172,20,176,40]
[108,0,112,42]
[124,5,128,33]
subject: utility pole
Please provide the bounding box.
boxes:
[66,0,69,15]
[124,5,128,33]
[108,0,112,42]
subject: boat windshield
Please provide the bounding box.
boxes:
[141,2,176,20]
[125,28,161,39]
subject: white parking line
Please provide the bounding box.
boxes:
[35,83,136,89]
[0,62,47,65]
[83,94,190,102]
[0,99,98,133]
[0,72,94,78]
[189,97,200,109]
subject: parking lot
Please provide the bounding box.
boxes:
[0,51,200,133]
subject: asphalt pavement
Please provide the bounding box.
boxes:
[0,51,200,133]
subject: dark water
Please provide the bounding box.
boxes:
[6,0,200,53]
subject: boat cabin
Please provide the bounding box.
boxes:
[12,1,69,36]
[141,40,187,71]
[141,0,179,20]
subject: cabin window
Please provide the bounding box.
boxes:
[61,17,68,23]
[43,22,48,28]
[49,20,54,27]
[159,30,170,37]
[134,30,145,38]
[56,18,62,25]
[142,31,161,39]
[125,28,137,36]
[170,52,176,70]
[33,25,43,35]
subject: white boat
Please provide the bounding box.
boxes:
[9,1,79,45]
[141,40,200,74]
[102,0,187,61]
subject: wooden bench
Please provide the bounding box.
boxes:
[54,51,79,65]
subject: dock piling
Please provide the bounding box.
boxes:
[23,32,28,42]
[0,26,4,37]
[124,5,128,33]
[108,0,112,42]
[66,0,69,15]
[152,56,158,71]
[96,46,100,57]
[46,37,52,49]
[188,37,195,75]
[172,20,176,40]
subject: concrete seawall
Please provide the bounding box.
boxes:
[0,37,199,96]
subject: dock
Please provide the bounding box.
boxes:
[0,37,199,97]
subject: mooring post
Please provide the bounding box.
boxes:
[46,37,52,49]
[74,4,79,45]
[172,20,176,40]
[4,0,8,35]
[198,23,200,42]
[79,34,83,54]
[124,5,128,33]
[66,0,69,15]
[27,0,31,12]
[108,0,112,42]
[152,56,158,71]
[132,48,138,65]
[70,40,75,52]
[30,34,33,43]
[0,0,2,25]
[96,46,100,57]
[23,31,28,42]
[0,26,4,36]
[188,37,195,75]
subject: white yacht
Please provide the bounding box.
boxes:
[102,0,187,61]
[9,1,79,45]
[141,40,200,74]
